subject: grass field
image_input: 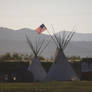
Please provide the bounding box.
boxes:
[0,81,92,92]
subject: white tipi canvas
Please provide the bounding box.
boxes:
[45,48,79,81]
[25,33,49,82]
[28,58,47,82]
[44,30,79,81]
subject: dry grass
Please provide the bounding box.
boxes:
[0,81,92,92]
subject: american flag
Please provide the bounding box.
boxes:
[35,24,47,34]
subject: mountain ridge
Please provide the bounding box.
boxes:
[0,27,92,41]
[0,27,92,58]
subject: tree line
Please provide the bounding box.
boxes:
[0,52,45,62]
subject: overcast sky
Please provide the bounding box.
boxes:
[0,0,92,33]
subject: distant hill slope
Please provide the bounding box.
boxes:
[0,27,92,58]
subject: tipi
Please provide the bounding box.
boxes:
[25,34,49,82]
[45,31,79,81]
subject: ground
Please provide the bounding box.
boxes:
[0,81,92,92]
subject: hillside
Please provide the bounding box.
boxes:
[0,27,92,58]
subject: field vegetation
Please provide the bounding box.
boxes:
[0,81,92,92]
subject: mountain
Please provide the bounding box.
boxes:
[0,27,92,58]
[73,33,92,41]
[57,31,92,41]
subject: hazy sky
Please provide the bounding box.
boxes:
[0,0,92,33]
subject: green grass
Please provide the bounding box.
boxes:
[0,81,92,92]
